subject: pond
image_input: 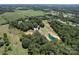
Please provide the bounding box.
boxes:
[48,33,57,43]
[48,33,64,48]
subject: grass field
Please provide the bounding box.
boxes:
[0,10,45,22]
[0,24,28,55]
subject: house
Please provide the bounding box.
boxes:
[34,25,40,31]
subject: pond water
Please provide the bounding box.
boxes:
[48,33,64,48]
[48,33,57,43]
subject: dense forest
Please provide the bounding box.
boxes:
[49,20,79,54]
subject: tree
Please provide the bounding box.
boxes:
[33,31,48,45]
[22,38,31,49]
[39,42,54,55]
[3,33,10,46]
[28,43,40,55]
[3,33,7,38]
[39,22,44,28]
[32,23,38,28]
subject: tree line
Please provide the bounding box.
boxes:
[9,16,44,32]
